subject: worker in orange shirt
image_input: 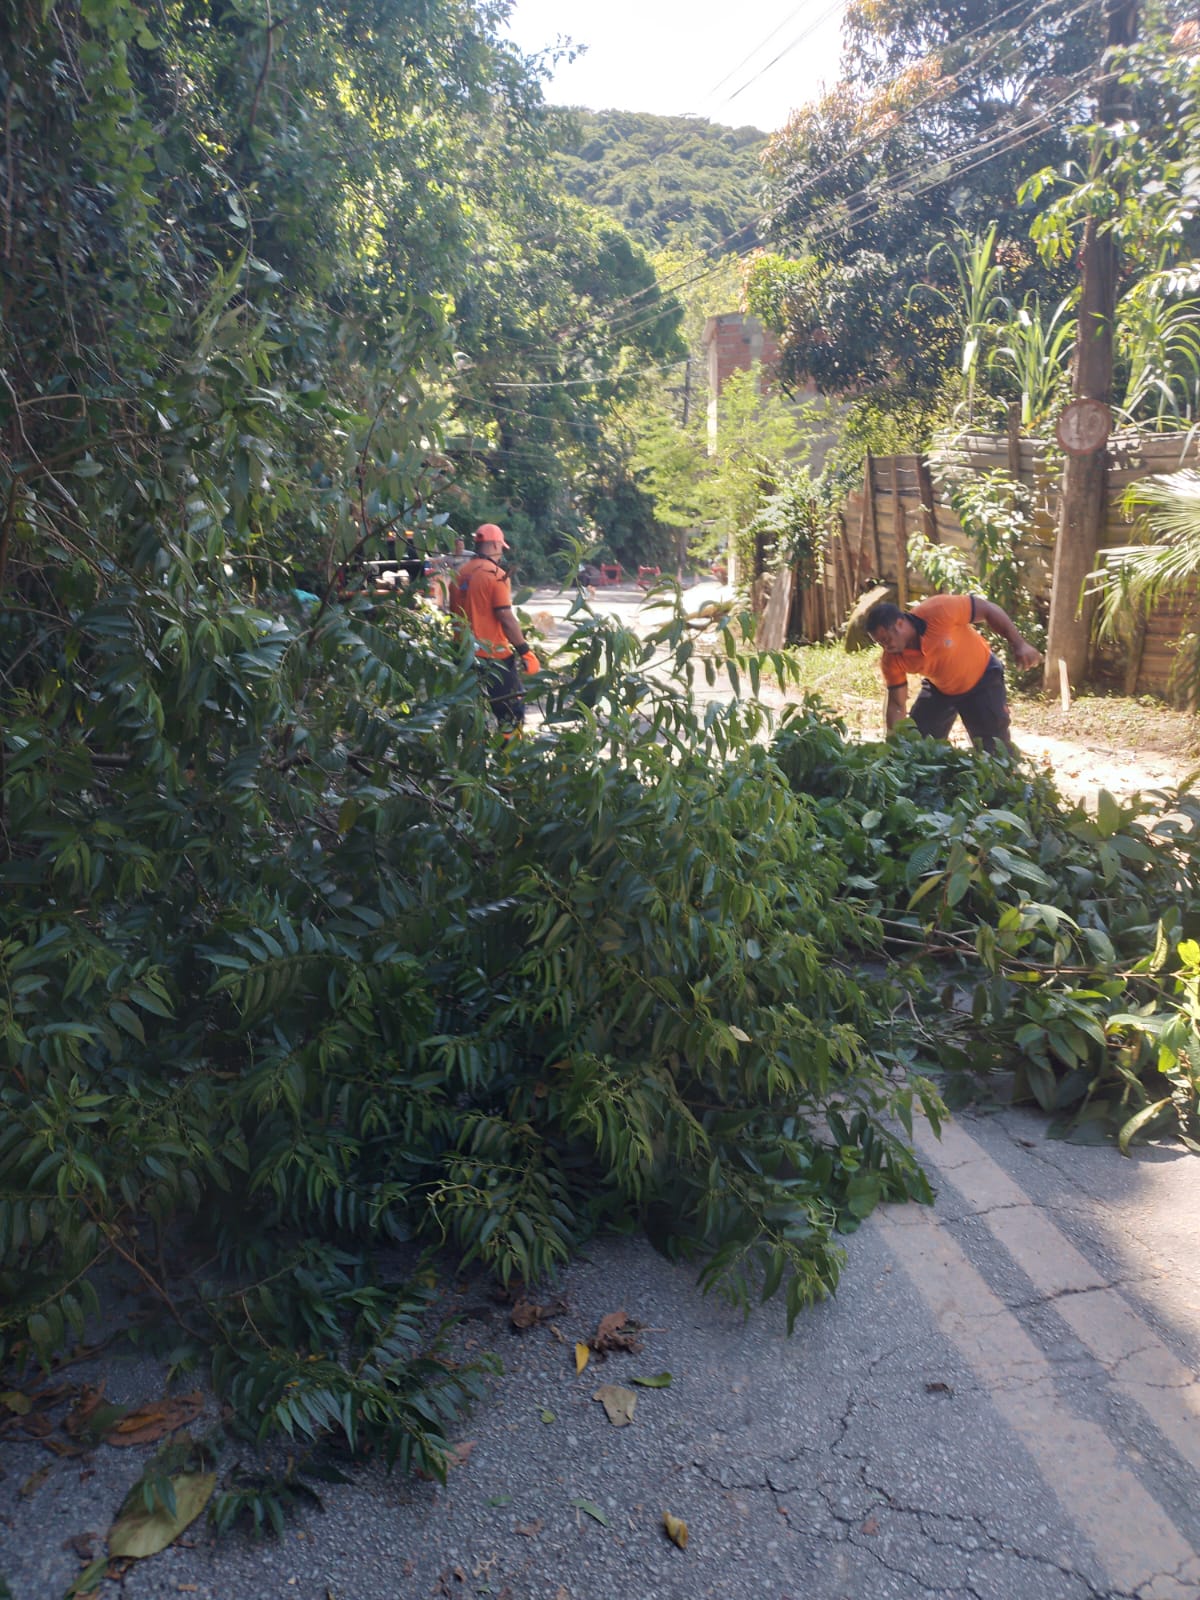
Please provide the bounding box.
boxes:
[448,523,538,732]
[865,595,1042,754]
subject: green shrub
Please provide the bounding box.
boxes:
[774,711,1200,1149]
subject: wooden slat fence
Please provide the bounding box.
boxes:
[801,431,1200,698]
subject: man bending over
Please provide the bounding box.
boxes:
[865,594,1042,754]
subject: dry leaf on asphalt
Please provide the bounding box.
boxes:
[862,1514,880,1535]
[589,1309,643,1356]
[592,1385,637,1427]
[107,1471,216,1559]
[105,1391,204,1447]
[514,1518,543,1537]
[42,1435,85,1457]
[19,1464,51,1498]
[662,1511,688,1549]
[64,1385,121,1440]
[573,1342,590,1375]
[510,1297,567,1331]
[0,1390,33,1416]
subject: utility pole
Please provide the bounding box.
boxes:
[1042,0,1139,696]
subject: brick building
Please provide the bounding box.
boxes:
[702,313,779,447]
[701,312,823,449]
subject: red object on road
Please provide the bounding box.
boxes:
[636,566,661,590]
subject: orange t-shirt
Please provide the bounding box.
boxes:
[448,556,513,659]
[880,595,992,696]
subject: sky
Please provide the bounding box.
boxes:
[502,0,848,135]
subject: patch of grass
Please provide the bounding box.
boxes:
[772,643,882,736]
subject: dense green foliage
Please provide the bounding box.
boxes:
[775,711,1200,1150]
[0,0,935,1484]
[5,0,1200,1541]
[752,0,1096,396]
[551,110,767,255]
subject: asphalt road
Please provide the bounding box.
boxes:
[2,1105,1198,1600]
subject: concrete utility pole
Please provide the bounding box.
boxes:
[1042,0,1139,695]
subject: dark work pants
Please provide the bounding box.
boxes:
[910,657,1012,753]
[478,654,525,730]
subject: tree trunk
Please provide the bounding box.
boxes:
[1042,0,1138,694]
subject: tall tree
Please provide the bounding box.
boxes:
[755,0,1104,395]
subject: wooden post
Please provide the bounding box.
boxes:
[811,560,827,640]
[1006,402,1022,481]
[835,515,853,617]
[857,453,876,586]
[869,454,882,577]
[891,457,908,608]
[916,454,939,543]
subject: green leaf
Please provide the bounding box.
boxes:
[1117,1098,1173,1155]
[1095,790,1120,838]
[108,1473,216,1559]
[630,1372,672,1388]
[569,1497,610,1526]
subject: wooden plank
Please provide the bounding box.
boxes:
[1123,610,1147,695]
[1006,403,1022,480]
[758,565,794,650]
[891,456,907,608]
[917,455,939,543]
[834,519,853,619]
[861,451,879,585]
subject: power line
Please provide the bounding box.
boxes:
[717,0,849,118]
[555,0,1097,348]
[563,0,1099,354]
[445,0,1101,416]
[482,45,1097,392]
[695,0,845,114]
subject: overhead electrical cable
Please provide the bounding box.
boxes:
[695,0,847,117]
[548,0,1099,346]
[460,52,1098,405]
[448,0,1103,410]
[719,0,850,115]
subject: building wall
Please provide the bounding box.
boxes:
[702,311,826,445]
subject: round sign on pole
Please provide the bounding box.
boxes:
[1056,398,1112,455]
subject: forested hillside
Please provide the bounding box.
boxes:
[551,109,768,253]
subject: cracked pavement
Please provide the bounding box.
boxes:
[1,1105,1198,1600]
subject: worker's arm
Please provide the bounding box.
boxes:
[885,681,908,733]
[494,604,528,653]
[973,597,1043,671]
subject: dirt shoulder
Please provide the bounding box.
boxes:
[1012,692,1200,807]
